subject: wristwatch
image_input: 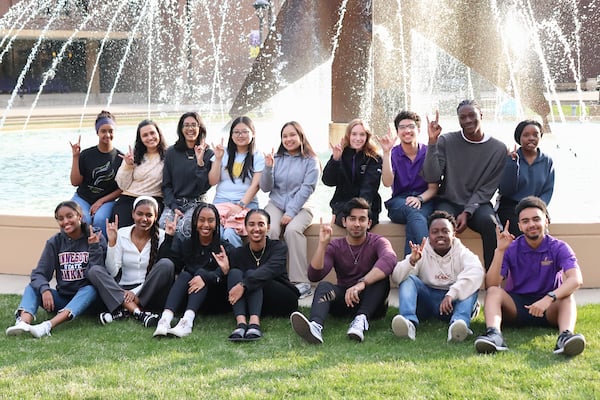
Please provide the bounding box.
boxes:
[237,200,246,208]
[416,195,424,203]
[546,291,557,302]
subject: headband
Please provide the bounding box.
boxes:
[133,196,159,212]
[95,117,116,132]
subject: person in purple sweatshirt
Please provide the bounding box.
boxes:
[5,201,107,338]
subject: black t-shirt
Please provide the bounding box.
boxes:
[76,146,123,203]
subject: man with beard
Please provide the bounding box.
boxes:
[474,196,586,356]
[422,100,506,270]
[390,210,484,343]
[290,197,396,344]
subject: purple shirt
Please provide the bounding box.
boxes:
[501,235,579,297]
[308,233,397,287]
[390,144,428,197]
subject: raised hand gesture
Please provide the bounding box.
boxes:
[330,139,343,161]
[377,127,397,153]
[319,215,334,244]
[120,145,134,166]
[70,135,81,157]
[106,216,119,246]
[87,225,102,245]
[212,137,225,160]
[426,110,442,144]
[195,139,208,164]
[495,219,514,251]
[264,147,275,168]
[164,213,179,237]
[408,237,426,265]
[212,245,230,275]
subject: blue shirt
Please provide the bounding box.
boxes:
[502,235,578,297]
[498,148,554,205]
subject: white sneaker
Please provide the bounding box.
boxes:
[391,315,416,340]
[295,282,312,299]
[290,311,323,344]
[167,319,192,338]
[153,318,171,337]
[29,321,52,338]
[6,319,31,336]
[448,319,473,343]
[347,314,369,342]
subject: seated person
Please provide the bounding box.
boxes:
[378,110,438,255]
[474,196,586,356]
[390,210,484,342]
[290,197,397,344]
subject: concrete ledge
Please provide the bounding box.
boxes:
[1,215,599,288]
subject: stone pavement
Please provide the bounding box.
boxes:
[1,274,597,307]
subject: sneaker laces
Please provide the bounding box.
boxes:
[350,315,369,331]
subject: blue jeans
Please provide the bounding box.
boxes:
[72,192,115,238]
[16,284,98,320]
[386,195,434,256]
[398,275,477,327]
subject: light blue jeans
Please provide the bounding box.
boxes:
[385,195,433,256]
[398,275,477,327]
[72,192,115,238]
[15,284,98,320]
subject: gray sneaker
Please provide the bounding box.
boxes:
[474,327,509,353]
[553,330,586,356]
[347,314,369,342]
[294,283,312,299]
[290,311,323,344]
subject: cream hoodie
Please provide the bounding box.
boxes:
[391,237,484,301]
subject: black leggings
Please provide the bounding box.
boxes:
[309,278,390,326]
[227,268,299,318]
[163,270,231,315]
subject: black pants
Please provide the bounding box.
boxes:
[309,278,390,327]
[497,198,521,238]
[227,268,299,318]
[435,200,497,270]
[164,270,231,315]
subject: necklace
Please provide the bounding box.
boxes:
[185,149,195,160]
[249,245,266,266]
[347,239,366,265]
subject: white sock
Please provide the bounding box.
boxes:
[132,307,141,316]
[161,310,174,323]
[183,310,195,325]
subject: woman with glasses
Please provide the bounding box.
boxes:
[112,119,167,228]
[322,118,383,226]
[378,111,438,255]
[159,112,214,239]
[208,116,265,247]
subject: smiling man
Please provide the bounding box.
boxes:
[474,196,586,356]
[290,197,396,344]
[390,210,484,342]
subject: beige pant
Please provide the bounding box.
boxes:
[265,201,313,283]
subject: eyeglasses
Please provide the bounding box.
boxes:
[183,123,199,129]
[398,124,417,131]
[233,130,251,137]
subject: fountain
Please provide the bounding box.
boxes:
[0,0,599,286]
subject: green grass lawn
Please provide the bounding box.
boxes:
[1,294,598,399]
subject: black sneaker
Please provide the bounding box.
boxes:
[553,330,586,356]
[134,311,159,328]
[99,308,129,325]
[474,327,509,354]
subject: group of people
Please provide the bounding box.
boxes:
[5,100,586,356]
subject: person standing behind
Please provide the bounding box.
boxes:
[290,198,397,344]
[422,100,507,270]
[6,201,106,338]
[379,111,438,255]
[474,196,585,356]
[87,196,175,327]
[390,210,484,343]
[322,119,382,226]
[209,116,265,247]
[159,112,214,239]
[113,119,167,228]
[221,209,299,341]
[70,110,123,237]
[496,119,554,237]
[260,121,320,298]
[153,203,234,338]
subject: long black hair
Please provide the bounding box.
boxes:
[190,202,222,253]
[226,116,256,183]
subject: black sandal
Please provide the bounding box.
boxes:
[228,324,247,342]
[244,324,262,341]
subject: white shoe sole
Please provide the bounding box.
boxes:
[290,312,322,344]
[448,320,472,343]
[391,315,415,340]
